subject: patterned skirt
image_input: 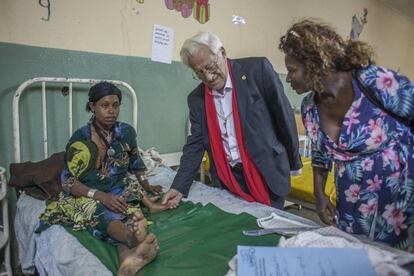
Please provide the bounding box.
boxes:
[37,177,145,243]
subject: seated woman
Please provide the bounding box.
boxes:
[38,82,167,275]
[279,19,414,250]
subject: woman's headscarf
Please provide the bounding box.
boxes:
[86,82,122,112]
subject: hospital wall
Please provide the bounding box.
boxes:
[1,0,414,160]
[1,0,413,169]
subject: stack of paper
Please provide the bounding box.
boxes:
[237,246,375,276]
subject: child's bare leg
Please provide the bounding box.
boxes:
[117,233,159,276]
[142,195,168,213]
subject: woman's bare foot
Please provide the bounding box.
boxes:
[118,233,159,276]
[132,212,148,243]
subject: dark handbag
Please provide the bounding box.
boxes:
[355,71,414,131]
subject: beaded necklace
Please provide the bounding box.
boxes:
[92,121,115,161]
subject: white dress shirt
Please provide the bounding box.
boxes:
[210,75,241,166]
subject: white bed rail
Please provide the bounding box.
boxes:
[13,77,138,163]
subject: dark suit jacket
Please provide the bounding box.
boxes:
[171,57,302,198]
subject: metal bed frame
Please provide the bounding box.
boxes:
[0,166,11,276]
[11,77,138,274]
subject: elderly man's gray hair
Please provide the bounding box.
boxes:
[180,32,223,67]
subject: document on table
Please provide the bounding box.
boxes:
[237,246,375,276]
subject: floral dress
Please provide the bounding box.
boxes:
[38,121,147,243]
[302,65,414,249]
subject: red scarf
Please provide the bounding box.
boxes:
[204,62,271,205]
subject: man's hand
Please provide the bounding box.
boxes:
[315,193,336,225]
[162,189,183,209]
[95,191,128,214]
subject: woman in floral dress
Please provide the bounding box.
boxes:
[279,19,414,249]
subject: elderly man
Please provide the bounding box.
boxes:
[162,32,302,209]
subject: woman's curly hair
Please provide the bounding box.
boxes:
[279,18,375,92]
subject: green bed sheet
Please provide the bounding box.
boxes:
[66,201,281,275]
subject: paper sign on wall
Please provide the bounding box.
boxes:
[151,24,174,64]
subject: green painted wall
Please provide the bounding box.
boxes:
[0,42,199,168]
[0,42,303,171]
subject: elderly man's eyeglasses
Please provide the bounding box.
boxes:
[192,55,221,80]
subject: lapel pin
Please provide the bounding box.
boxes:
[241,75,247,80]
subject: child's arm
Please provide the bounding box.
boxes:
[127,126,163,194]
[135,172,163,194]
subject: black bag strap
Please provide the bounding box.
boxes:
[355,70,414,131]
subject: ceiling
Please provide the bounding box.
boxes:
[378,0,414,23]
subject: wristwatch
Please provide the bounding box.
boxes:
[87,189,98,199]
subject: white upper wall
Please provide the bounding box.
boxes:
[1,0,413,78]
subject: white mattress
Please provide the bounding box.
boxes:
[15,165,317,275]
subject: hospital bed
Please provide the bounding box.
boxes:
[12,77,318,275]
